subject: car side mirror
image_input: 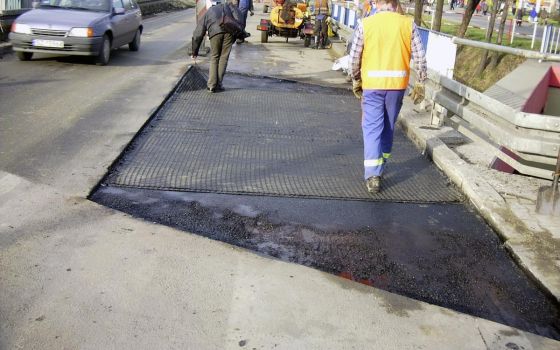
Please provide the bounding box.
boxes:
[113,7,126,15]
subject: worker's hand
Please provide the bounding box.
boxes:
[410,82,425,105]
[352,79,362,99]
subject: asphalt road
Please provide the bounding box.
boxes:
[90,63,559,339]
[1,7,559,347]
[0,10,194,197]
[408,5,552,39]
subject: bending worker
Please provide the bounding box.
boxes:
[350,0,427,194]
[191,0,243,92]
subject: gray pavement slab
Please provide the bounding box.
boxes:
[1,5,559,349]
[2,171,559,349]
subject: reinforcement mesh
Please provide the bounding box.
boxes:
[104,68,462,203]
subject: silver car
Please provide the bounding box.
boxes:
[9,0,142,65]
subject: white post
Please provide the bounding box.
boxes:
[511,18,516,44]
[554,27,560,53]
[430,9,434,30]
[540,24,548,53]
[531,21,538,48]
[550,28,557,53]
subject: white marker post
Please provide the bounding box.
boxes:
[531,21,538,48]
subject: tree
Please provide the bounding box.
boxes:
[489,0,511,69]
[476,0,501,75]
[456,0,482,37]
[433,0,445,31]
[415,0,423,26]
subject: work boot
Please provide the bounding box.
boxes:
[366,176,381,194]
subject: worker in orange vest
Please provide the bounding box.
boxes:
[350,0,427,194]
[313,0,330,49]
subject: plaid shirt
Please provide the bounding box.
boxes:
[350,10,427,84]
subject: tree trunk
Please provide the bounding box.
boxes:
[456,0,482,37]
[414,0,423,26]
[490,0,511,69]
[476,0,501,76]
[433,0,445,31]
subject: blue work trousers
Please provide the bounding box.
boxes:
[361,89,405,179]
[240,8,249,29]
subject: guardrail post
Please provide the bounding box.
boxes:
[430,103,447,127]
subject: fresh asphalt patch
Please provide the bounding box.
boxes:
[91,68,560,340]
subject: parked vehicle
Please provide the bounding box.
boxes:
[9,0,142,65]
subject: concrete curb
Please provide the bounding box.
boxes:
[398,106,560,304]
[0,42,12,57]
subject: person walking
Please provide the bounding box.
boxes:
[237,0,254,43]
[350,0,427,194]
[191,0,244,92]
[313,0,330,49]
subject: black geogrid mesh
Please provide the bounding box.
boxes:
[105,68,462,202]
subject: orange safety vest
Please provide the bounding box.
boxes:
[314,0,329,15]
[361,12,412,90]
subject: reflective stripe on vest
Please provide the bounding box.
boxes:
[367,70,408,78]
[361,12,412,90]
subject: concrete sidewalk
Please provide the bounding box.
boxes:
[1,6,559,350]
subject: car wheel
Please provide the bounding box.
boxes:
[16,51,33,61]
[129,29,141,52]
[261,30,268,43]
[95,34,111,66]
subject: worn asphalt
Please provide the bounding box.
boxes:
[1,5,559,349]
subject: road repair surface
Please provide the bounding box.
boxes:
[91,68,560,339]
[2,6,560,349]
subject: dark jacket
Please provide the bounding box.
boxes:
[192,3,243,56]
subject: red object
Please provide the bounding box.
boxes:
[490,146,520,174]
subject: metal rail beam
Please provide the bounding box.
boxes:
[451,36,560,62]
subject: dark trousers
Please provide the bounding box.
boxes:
[314,17,328,47]
[240,8,249,29]
[208,33,235,90]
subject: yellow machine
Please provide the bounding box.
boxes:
[257,1,315,46]
[270,4,305,29]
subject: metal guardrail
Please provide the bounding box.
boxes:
[425,70,560,180]
[452,36,560,62]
